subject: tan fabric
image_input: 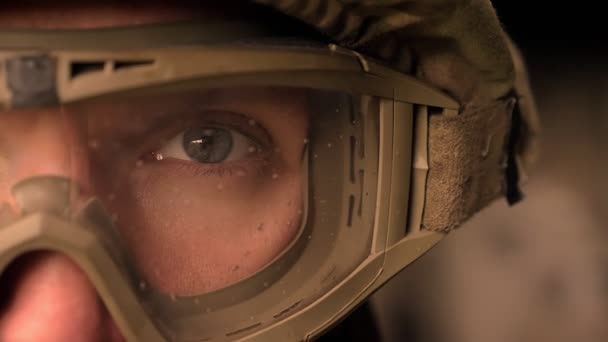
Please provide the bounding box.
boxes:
[425,99,515,231]
[254,0,540,231]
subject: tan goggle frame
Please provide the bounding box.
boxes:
[0,28,459,342]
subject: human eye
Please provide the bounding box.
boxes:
[155,125,260,164]
[138,110,275,178]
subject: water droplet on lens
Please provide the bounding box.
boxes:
[303,138,309,144]
[205,307,212,313]
[217,183,224,191]
[169,293,177,302]
[282,290,286,295]
[107,193,116,201]
[139,281,147,290]
[88,140,100,150]
[272,173,279,180]
[339,135,343,140]
[307,235,312,240]
[313,154,318,159]
[248,146,257,153]
[248,119,256,126]
[327,143,332,148]
[263,282,269,288]
[250,316,254,320]
[194,298,200,305]
[135,160,144,168]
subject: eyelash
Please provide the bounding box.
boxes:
[168,153,273,178]
[134,109,279,178]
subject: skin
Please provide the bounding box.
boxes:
[0,2,309,341]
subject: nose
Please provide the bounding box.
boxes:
[0,252,125,341]
[1,110,91,197]
[0,110,125,341]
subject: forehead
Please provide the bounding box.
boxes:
[0,1,232,29]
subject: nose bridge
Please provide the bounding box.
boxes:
[1,109,91,199]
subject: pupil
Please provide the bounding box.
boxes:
[183,127,233,163]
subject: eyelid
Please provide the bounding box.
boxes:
[114,109,276,161]
[190,110,275,149]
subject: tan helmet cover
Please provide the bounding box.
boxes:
[255,0,541,231]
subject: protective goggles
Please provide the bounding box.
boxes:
[0,23,459,341]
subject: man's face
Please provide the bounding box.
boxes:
[0,2,308,340]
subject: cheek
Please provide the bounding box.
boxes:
[109,163,303,295]
[0,156,10,209]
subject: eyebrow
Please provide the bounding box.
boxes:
[82,88,308,140]
[0,1,264,30]
[0,2,247,30]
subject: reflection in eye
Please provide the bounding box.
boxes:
[156,126,258,164]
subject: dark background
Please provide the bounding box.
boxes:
[371,2,608,342]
